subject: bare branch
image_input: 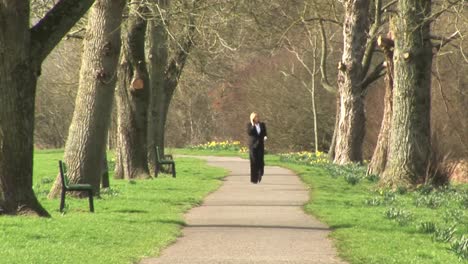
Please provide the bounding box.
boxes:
[30,0,95,64]
[65,28,85,40]
[318,20,337,94]
[432,31,461,52]
[361,62,386,93]
[428,0,464,24]
[361,0,383,80]
[303,17,342,26]
[381,0,397,12]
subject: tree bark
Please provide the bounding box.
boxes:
[147,0,194,173]
[367,34,394,176]
[0,0,95,216]
[328,95,339,160]
[49,0,126,198]
[381,0,432,187]
[146,1,170,174]
[333,0,370,164]
[101,152,110,188]
[114,2,151,180]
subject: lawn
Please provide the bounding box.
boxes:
[0,149,227,264]
[276,161,468,264]
[171,148,468,264]
[1,148,467,264]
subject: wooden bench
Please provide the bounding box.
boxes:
[155,146,176,178]
[59,160,94,212]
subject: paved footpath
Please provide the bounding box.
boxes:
[141,156,346,264]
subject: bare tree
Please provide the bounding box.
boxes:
[381,0,433,187]
[284,29,321,153]
[49,0,126,198]
[114,1,151,180]
[367,32,395,176]
[0,0,95,216]
[35,39,81,148]
[334,0,373,164]
[146,0,196,171]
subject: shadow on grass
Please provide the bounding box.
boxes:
[113,209,149,214]
[157,219,186,225]
[329,224,353,230]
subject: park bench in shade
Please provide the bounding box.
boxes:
[155,146,176,178]
[58,160,94,212]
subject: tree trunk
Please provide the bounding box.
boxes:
[333,0,370,164]
[367,34,394,176]
[0,0,94,216]
[146,13,170,174]
[49,0,126,198]
[114,2,151,180]
[0,3,47,216]
[381,0,432,187]
[328,96,339,160]
[147,1,194,173]
[101,152,110,188]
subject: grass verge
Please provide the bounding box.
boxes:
[272,161,467,264]
[172,148,468,264]
[0,149,227,264]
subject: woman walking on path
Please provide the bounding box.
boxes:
[247,112,267,184]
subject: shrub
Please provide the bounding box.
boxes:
[414,194,446,209]
[450,235,468,260]
[417,184,434,195]
[443,209,464,224]
[366,174,380,183]
[396,186,408,195]
[101,187,120,197]
[433,225,456,243]
[417,221,437,234]
[364,197,381,206]
[383,191,397,204]
[385,207,411,219]
[190,140,242,151]
[458,192,468,209]
[385,207,412,225]
[344,174,361,185]
[279,151,331,167]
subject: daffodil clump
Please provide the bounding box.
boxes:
[279,151,331,166]
[190,140,243,151]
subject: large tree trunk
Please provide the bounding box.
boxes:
[367,34,394,176]
[381,0,432,187]
[146,4,170,173]
[49,0,126,198]
[0,0,94,216]
[333,0,370,164]
[147,0,194,173]
[0,3,47,216]
[114,2,151,180]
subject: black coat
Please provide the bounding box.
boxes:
[247,122,267,183]
[247,122,267,149]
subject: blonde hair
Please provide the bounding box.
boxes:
[250,112,258,120]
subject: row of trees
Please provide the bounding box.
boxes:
[1,0,466,216]
[167,0,466,185]
[0,0,252,216]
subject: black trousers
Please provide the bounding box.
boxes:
[249,145,264,183]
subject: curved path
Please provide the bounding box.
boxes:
[141,156,346,264]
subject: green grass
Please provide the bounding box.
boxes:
[0,149,227,264]
[168,147,248,158]
[2,148,467,263]
[268,159,468,264]
[172,149,468,263]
